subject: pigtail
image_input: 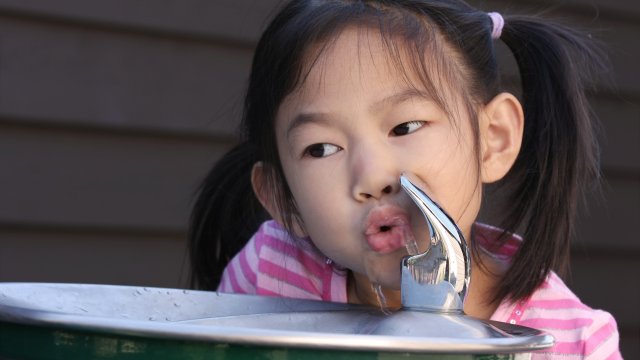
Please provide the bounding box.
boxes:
[188,142,269,290]
[493,16,607,302]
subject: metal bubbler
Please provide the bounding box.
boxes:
[399,172,471,313]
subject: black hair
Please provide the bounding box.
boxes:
[189,0,607,304]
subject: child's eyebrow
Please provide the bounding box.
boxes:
[286,112,332,139]
[369,88,434,113]
[286,88,433,138]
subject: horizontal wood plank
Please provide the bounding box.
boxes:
[483,0,640,97]
[0,0,281,44]
[569,254,639,329]
[480,176,639,252]
[570,253,639,359]
[619,329,640,360]
[0,15,251,137]
[0,123,233,231]
[0,229,190,288]
[0,0,637,36]
[0,1,638,98]
[593,98,640,172]
[478,0,640,21]
[574,177,640,251]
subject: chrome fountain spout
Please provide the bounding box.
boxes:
[399,173,471,313]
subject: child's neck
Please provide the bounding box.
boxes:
[464,251,510,319]
[347,271,402,310]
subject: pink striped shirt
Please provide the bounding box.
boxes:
[218,220,622,359]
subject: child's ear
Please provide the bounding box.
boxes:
[479,92,524,183]
[251,162,309,237]
[251,161,284,222]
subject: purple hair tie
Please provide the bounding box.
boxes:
[487,12,504,39]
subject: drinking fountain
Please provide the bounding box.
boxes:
[0,174,553,359]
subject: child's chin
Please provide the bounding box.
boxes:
[362,250,405,289]
[366,268,402,290]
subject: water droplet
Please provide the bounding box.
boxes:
[148,316,156,321]
[143,287,150,292]
[182,290,189,294]
[403,228,419,255]
[173,303,180,308]
[372,284,392,315]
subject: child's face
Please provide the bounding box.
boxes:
[273,27,483,290]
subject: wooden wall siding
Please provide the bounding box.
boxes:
[0,0,282,44]
[0,14,252,138]
[0,124,230,231]
[0,228,189,288]
[0,0,637,357]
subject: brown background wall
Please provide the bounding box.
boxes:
[0,0,637,357]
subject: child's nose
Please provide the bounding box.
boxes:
[350,145,399,201]
[356,184,394,201]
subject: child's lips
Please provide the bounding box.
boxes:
[363,206,412,254]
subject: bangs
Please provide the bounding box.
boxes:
[281,2,481,130]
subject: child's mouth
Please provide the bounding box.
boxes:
[363,206,413,254]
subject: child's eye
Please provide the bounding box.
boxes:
[304,143,342,158]
[391,121,425,136]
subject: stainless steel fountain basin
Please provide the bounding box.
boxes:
[0,283,553,359]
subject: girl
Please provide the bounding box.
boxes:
[189,0,621,358]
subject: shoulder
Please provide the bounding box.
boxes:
[519,272,621,359]
[218,220,292,293]
[216,221,268,294]
[477,223,622,358]
[250,220,327,273]
[219,220,348,302]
